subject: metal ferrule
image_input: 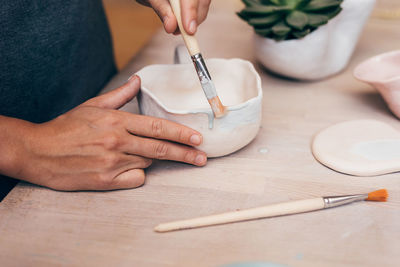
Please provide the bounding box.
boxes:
[191,53,217,100]
[323,194,368,208]
[191,53,211,82]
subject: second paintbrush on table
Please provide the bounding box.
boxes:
[155,189,388,232]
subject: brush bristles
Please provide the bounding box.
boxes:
[208,97,227,118]
[366,189,388,202]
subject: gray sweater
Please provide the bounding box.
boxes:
[0,0,117,200]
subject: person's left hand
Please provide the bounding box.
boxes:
[137,0,211,35]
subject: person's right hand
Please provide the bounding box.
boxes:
[137,0,212,35]
[5,76,206,191]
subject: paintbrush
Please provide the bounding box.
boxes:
[169,0,227,118]
[154,189,388,233]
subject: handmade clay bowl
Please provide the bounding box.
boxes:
[354,50,400,119]
[136,58,262,157]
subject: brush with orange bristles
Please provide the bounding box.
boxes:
[155,189,388,233]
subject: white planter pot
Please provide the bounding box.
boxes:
[254,0,376,80]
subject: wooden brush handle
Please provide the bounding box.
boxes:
[169,0,200,56]
[155,198,325,232]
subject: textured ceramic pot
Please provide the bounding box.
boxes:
[136,58,262,157]
[254,0,376,80]
[354,50,400,119]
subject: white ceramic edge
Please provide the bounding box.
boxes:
[136,58,263,115]
[353,50,400,84]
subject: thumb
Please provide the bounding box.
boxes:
[83,75,141,109]
[111,169,146,190]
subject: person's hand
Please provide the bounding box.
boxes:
[5,76,206,191]
[137,0,211,34]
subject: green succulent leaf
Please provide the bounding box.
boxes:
[272,21,291,36]
[255,28,272,37]
[248,14,282,26]
[306,13,329,27]
[261,0,281,5]
[281,0,295,7]
[240,5,291,16]
[292,28,311,38]
[286,11,308,30]
[237,11,248,21]
[242,0,262,7]
[274,33,290,41]
[303,0,342,12]
[237,0,343,41]
[296,0,312,9]
[321,6,343,18]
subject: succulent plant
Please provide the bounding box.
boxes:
[237,0,343,41]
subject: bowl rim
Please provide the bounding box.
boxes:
[353,50,400,84]
[136,58,263,115]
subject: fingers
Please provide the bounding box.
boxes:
[91,154,149,190]
[121,134,207,166]
[181,0,199,34]
[197,0,211,25]
[83,75,141,109]
[122,113,203,147]
[146,0,211,35]
[136,0,151,7]
[119,112,207,165]
[60,156,150,191]
[118,154,153,170]
[85,169,147,191]
[111,169,146,190]
[149,0,178,34]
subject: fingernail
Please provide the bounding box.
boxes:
[128,75,137,82]
[195,154,206,165]
[189,20,197,34]
[163,16,169,27]
[190,134,202,145]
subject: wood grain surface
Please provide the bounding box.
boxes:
[1,1,399,266]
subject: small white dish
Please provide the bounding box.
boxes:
[354,50,400,119]
[312,120,400,176]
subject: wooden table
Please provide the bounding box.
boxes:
[1,1,399,266]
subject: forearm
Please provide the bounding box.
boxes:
[0,115,34,178]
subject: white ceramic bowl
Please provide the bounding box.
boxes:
[354,50,400,119]
[136,58,263,157]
